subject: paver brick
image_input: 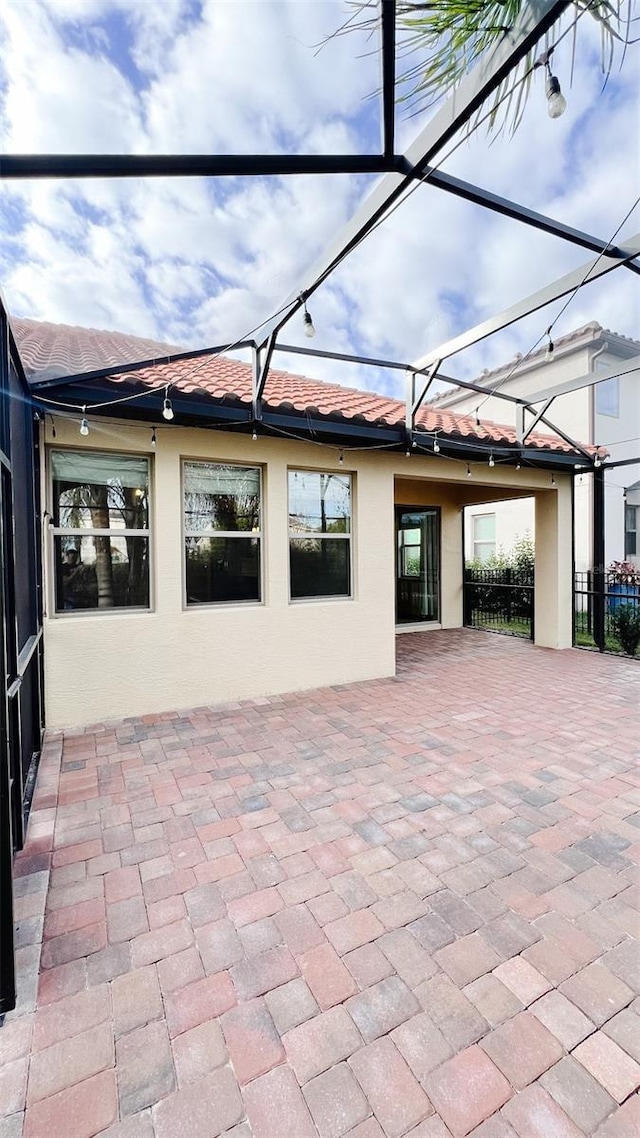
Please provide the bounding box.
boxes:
[572,1031,640,1102]
[284,1006,363,1083]
[165,971,236,1037]
[463,975,523,1027]
[528,990,595,1050]
[435,934,501,988]
[153,1068,243,1138]
[325,909,386,955]
[378,928,438,987]
[303,1062,370,1138]
[196,917,243,973]
[492,958,551,1006]
[539,1057,616,1133]
[221,999,285,1084]
[130,918,193,969]
[274,904,324,955]
[593,1094,640,1138]
[480,1011,564,1090]
[416,974,489,1050]
[559,962,634,1026]
[602,937,640,993]
[391,1012,453,1081]
[33,984,110,1050]
[265,977,319,1035]
[171,1019,227,1086]
[347,975,420,1042]
[349,1037,433,1138]
[501,1083,585,1138]
[156,945,204,995]
[0,1056,28,1116]
[425,1046,512,1137]
[345,942,394,989]
[231,944,298,1000]
[23,1070,118,1138]
[299,941,357,1009]
[183,882,225,927]
[116,1021,175,1116]
[111,966,163,1038]
[243,1064,317,1138]
[601,1006,640,1062]
[27,1023,114,1104]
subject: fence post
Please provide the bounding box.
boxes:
[593,466,606,652]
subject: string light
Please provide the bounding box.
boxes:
[475,408,481,427]
[594,454,602,468]
[488,452,495,468]
[338,449,344,465]
[433,436,440,454]
[302,300,316,339]
[516,460,521,470]
[551,473,556,486]
[151,427,156,448]
[252,428,258,441]
[466,464,471,478]
[162,386,174,421]
[545,330,554,361]
[79,407,89,436]
[405,448,411,458]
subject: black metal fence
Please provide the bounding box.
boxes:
[0,301,44,1016]
[463,566,534,640]
[574,571,640,654]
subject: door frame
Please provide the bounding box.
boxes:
[394,504,442,625]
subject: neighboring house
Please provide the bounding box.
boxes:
[13,317,592,731]
[429,323,640,571]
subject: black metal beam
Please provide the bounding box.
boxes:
[381,1,397,158]
[275,342,529,407]
[253,335,277,422]
[592,465,606,652]
[0,154,405,181]
[418,168,640,275]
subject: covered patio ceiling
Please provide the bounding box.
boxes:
[3,0,639,469]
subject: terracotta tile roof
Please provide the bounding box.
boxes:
[15,316,594,456]
[108,352,589,455]
[11,316,181,382]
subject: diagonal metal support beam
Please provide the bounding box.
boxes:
[416,168,640,275]
[537,413,593,460]
[380,0,397,159]
[412,231,640,370]
[522,397,555,443]
[254,1,571,350]
[406,360,440,433]
[252,333,277,421]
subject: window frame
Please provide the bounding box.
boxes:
[49,446,153,618]
[181,458,264,609]
[625,503,637,558]
[472,512,496,564]
[287,467,353,603]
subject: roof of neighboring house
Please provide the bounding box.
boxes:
[13,316,597,457]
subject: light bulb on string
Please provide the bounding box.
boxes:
[79,407,89,436]
[545,330,555,361]
[151,427,157,448]
[475,408,481,427]
[594,454,602,468]
[466,465,471,479]
[433,436,440,454]
[302,300,315,339]
[162,386,174,421]
[338,450,344,466]
[405,448,411,459]
[252,428,258,442]
[516,461,521,470]
[545,65,567,119]
[488,452,495,468]
[551,473,556,487]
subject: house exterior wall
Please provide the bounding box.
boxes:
[594,355,640,569]
[42,417,572,729]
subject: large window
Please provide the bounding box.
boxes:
[184,461,261,604]
[51,450,150,613]
[625,504,637,558]
[288,470,351,599]
[473,513,496,563]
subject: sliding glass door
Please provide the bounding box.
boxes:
[396,507,440,623]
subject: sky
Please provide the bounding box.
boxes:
[0,0,639,400]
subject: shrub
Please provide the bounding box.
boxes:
[611,604,640,657]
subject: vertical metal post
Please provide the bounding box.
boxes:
[592,465,606,652]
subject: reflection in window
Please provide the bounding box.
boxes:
[288,471,351,599]
[183,462,261,604]
[51,450,150,613]
[596,377,619,417]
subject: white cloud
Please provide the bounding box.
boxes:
[0,0,638,399]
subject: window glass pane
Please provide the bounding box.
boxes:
[52,450,149,529]
[289,471,351,534]
[185,537,260,603]
[290,538,350,598]
[54,535,149,612]
[474,541,496,564]
[184,463,260,533]
[595,377,619,417]
[473,514,495,541]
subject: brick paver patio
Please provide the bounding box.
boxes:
[3,629,640,1138]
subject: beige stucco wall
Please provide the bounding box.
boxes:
[42,418,573,728]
